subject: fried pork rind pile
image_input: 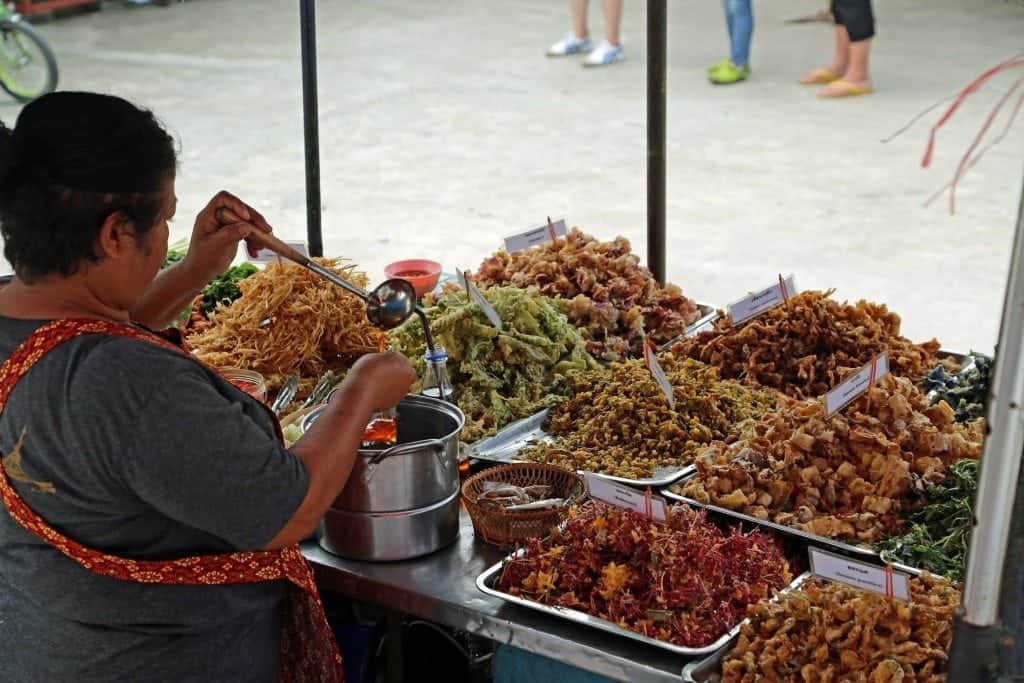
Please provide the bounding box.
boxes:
[495,502,792,648]
[671,290,941,400]
[389,286,599,443]
[519,356,779,479]
[188,259,377,396]
[678,375,983,544]
[474,228,700,361]
[722,574,959,683]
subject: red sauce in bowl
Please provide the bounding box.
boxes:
[395,270,430,278]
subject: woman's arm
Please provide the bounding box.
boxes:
[131,190,271,329]
[130,259,206,329]
[262,352,416,549]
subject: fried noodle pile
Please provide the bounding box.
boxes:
[187,258,378,395]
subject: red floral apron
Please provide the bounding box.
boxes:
[0,318,343,682]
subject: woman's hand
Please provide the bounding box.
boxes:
[182,191,272,285]
[340,352,418,411]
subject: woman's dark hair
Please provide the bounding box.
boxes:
[0,91,177,282]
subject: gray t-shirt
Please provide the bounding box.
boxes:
[0,318,311,682]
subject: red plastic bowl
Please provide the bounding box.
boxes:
[384,259,442,299]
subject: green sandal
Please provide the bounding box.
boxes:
[709,62,750,85]
[707,58,731,75]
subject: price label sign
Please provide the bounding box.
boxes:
[809,547,910,601]
[643,340,676,410]
[727,274,798,325]
[252,241,309,263]
[584,472,668,522]
[504,218,567,254]
[824,352,889,417]
[456,268,504,331]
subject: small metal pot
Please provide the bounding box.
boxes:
[302,394,464,512]
[317,488,461,562]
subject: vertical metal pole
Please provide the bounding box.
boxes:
[646,0,667,284]
[948,173,1024,680]
[300,0,324,257]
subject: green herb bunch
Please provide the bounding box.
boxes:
[876,458,978,581]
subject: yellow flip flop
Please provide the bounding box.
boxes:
[799,68,838,85]
[817,79,874,98]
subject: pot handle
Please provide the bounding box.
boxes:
[368,438,447,465]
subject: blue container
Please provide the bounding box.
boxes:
[492,645,621,683]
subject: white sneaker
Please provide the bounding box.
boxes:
[547,32,593,57]
[583,40,625,67]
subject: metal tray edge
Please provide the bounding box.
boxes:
[661,303,720,350]
[662,487,878,559]
[476,553,742,658]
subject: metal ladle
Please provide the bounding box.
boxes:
[240,225,436,349]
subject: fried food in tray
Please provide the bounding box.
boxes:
[678,375,983,544]
[671,290,941,400]
[519,356,779,480]
[187,258,377,397]
[495,502,793,649]
[389,286,599,444]
[474,228,701,361]
[721,574,959,683]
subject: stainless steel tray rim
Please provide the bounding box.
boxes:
[476,555,744,657]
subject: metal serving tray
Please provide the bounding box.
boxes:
[477,547,805,659]
[467,409,695,488]
[663,484,879,559]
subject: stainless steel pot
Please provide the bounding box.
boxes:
[302,394,464,512]
[317,488,461,562]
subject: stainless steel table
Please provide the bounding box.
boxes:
[302,508,688,683]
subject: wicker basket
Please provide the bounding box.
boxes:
[462,463,585,548]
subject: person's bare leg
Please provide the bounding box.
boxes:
[603,0,623,45]
[572,0,590,39]
[800,25,850,83]
[842,38,871,85]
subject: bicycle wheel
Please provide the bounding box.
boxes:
[0,19,58,103]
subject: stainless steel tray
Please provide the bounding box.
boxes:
[477,548,804,659]
[663,485,879,559]
[467,409,695,488]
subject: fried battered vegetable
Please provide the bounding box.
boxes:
[474,228,700,361]
[672,290,941,400]
[390,286,599,443]
[520,356,778,479]
[677,375,983,544]
[722,575,959,683]
[495,502,792,648]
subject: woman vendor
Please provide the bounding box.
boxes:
[0,91,415,681]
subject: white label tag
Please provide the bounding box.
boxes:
[643,341,676,410]
[456,268,504,331]
[809,547,910,601]
[503,218,568,254]
[727,274,798,325]
[824,352,890,417]
[253,241,309,263]
[584,472,668,522]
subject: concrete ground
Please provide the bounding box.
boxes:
[2,0,1022,353]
